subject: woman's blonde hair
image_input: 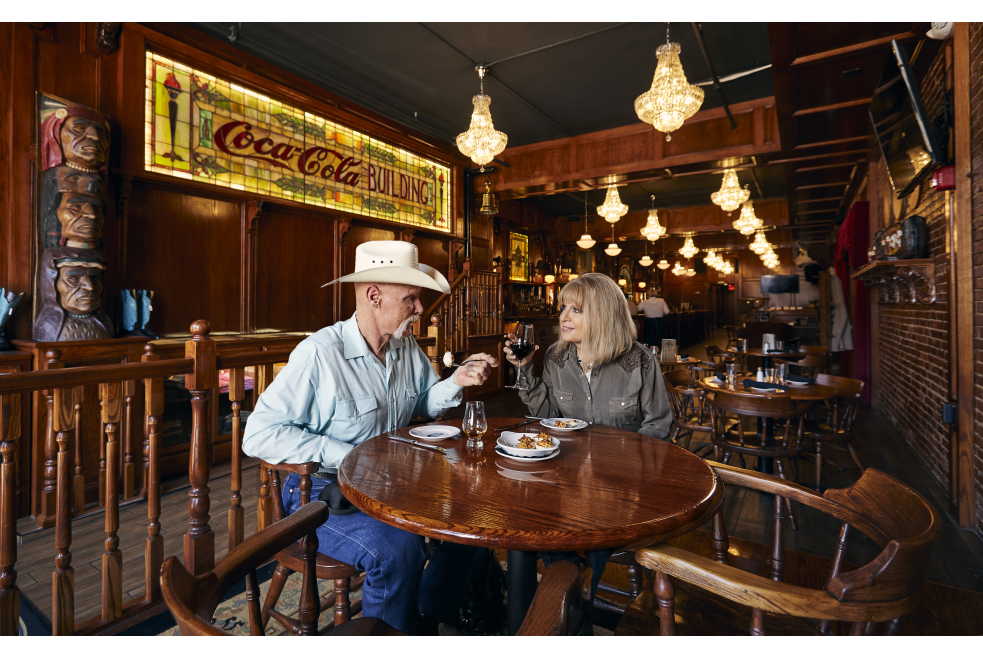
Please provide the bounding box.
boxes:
[557,273,637,366]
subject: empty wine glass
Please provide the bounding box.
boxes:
[463,401,487,449]
[505,323,534,390]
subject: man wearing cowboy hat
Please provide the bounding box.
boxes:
[243,241,497,634]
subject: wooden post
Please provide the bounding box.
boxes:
[52,425,74,634]
[40,349,63,526]
[184,321,217,576]
[255,363,274,531]
[99,382,123,623]
[143,346,163,604]
[228,367,245,551]
[141,345,158,499]
[122,380,136,499]
[298,473,320,635]
[72,388,84,514]
[0,394,21,635]
[427,314,445,376]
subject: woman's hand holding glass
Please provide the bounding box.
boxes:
[503,332,540,367]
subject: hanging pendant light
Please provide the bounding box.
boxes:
[604,223,622,256]
[672,262,686,276]
[750,230,770,254]
[679,235,698,259]
[639,255,654,267]
[638,281,647,289]
[640,195,667,241]
[686,268,696,277]
[711,169,750,215]
[657,259,671,270]
[575,192,595,249]
[456,66,508,171]
[733,191,762,236]
[597,184,628,224]
[634,23,705,141]
[544,274,555,284]
[476,176,499,216]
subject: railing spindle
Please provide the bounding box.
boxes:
[184,321,216,576]
[99,382,123,622]
[141,345,156,499]
[143,345,163,604]
[255,363,274,532]
[122,380,136,499]
[41,350,63,526]
[228,367,245,551]
[0,393,21,635]
[72,388,84,514]
[52,421,74,634]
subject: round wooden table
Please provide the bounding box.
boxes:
[659,356,699,370]
[338,418,723,634]
[726,347,804,369]
[699,376,839,402]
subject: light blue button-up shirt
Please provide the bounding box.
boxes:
[242,313,464,470]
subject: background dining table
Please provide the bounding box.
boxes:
[699,375,839,402]
[338,418,723,634]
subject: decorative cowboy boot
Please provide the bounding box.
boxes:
[0,288,25,351]
[120,289,140,336]
[138,289,159,339]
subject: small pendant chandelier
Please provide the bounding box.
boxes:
[711,169,749,215]
[733,191,762,236]
[679,235,699,259]
[640,195,667,241]
[597,184,628,224]
[456,66,508,171]
[750,230,771,254]
[634,23,705,142]
[671,261,686,276]
[604,224,622,256]
[576,192,596,249]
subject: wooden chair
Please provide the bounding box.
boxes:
[664,369,713,452]
[616,463,941,635]
[708,390,806,529]
[724,325,740,350]
[260,461,364,635]
[517,561,586,635]
[775,353,827,379]
[705,345,736,366]
[161,501,402,636]
[805,374,866,489]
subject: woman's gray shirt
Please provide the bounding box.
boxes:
[518,341,673,439]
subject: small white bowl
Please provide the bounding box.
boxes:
[497,432,559,457]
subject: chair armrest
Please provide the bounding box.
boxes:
[635,544,913,623]
[260,460,321,475]
[516,561,585,636]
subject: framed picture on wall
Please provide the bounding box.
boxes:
[509,232,529,281]
[575,250,594,276]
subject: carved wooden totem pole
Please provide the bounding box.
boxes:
[33,97,115,341]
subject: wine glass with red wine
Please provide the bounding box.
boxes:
[505,323,535,390]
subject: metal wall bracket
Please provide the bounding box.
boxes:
[851,259,936,305]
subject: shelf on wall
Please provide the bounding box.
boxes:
[850,258,936,305]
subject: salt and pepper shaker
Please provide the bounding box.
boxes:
[756,367,764,382]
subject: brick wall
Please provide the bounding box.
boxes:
[872,47,954,500]
[970,22,983,536]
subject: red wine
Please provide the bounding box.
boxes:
[510,343,532,360]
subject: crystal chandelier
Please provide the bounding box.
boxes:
[640,196,667,241]
[671,262,686,276]
[597,184,628,224]
[456,66,507,171]
[750,231,771,254]
[634,23,704,141]
[733,195,762,236]
[711,169,749,214]
[576,193,595,249]
[604,225,622,256]
[679,235,699,259]
[705,249,720,270]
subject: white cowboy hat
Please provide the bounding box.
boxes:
[322,241,450,294]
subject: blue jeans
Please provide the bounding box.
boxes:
[282,473,483,634]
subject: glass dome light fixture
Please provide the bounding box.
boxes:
[544,274,555,284]
[575,192,596,249]
[639,255,654,267]
[711,169,749,215]
[456,65,508,171]
[679,235,699,259]
[634,22,705,142]
[638,281,647,289]
[686,268,696,277]
[597,184,629,224]
[603,224,622,257]
[657,259,671,270]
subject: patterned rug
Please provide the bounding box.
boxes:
[159,569,363,635]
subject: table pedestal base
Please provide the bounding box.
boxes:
[506,549,539,635]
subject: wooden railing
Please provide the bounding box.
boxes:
[0,320,293,635]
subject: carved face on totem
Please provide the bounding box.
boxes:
[51,166,102,196]
[56,194,104,243]
[55,262,105,315]
[59,116,109,170]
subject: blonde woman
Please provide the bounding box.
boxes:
[505,272,672,439]
[503,273,672,608]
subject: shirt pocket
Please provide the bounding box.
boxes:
[553,389,575,408]
[336,395,378,419]
[609,395,639,418]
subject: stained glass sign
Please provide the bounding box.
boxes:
[145,52,451,232]
[509,232,529,282]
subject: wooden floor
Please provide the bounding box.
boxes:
[15,329,983,632]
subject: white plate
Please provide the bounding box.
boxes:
[408,425,461,440]
[744,384,779,392]
[494,446,561,462]
[498,432,560,457]
[783,380,810,386]
[539,418,588,431]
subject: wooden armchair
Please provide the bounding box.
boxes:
[516,561,586,635]
[664,369,712,452]
[161,501,401,636]
[705,345,735,366]
[724,325,740,350]
[805,374,866,489]
[616,463,940,635]
[776,353,827,379]
[260,461,364,635]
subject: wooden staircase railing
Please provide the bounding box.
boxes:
[0,320,295,636]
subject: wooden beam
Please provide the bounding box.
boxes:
[796,197,842,204]
[769,149,869,165]
[794,162,863,174]
[789,28,920,67]
[951,22,976,529]
[795,182,850,190]
[792,98,873,117]
[794,136,872,150]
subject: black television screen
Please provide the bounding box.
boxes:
[761,275,800,294]
[869,40,942,199]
